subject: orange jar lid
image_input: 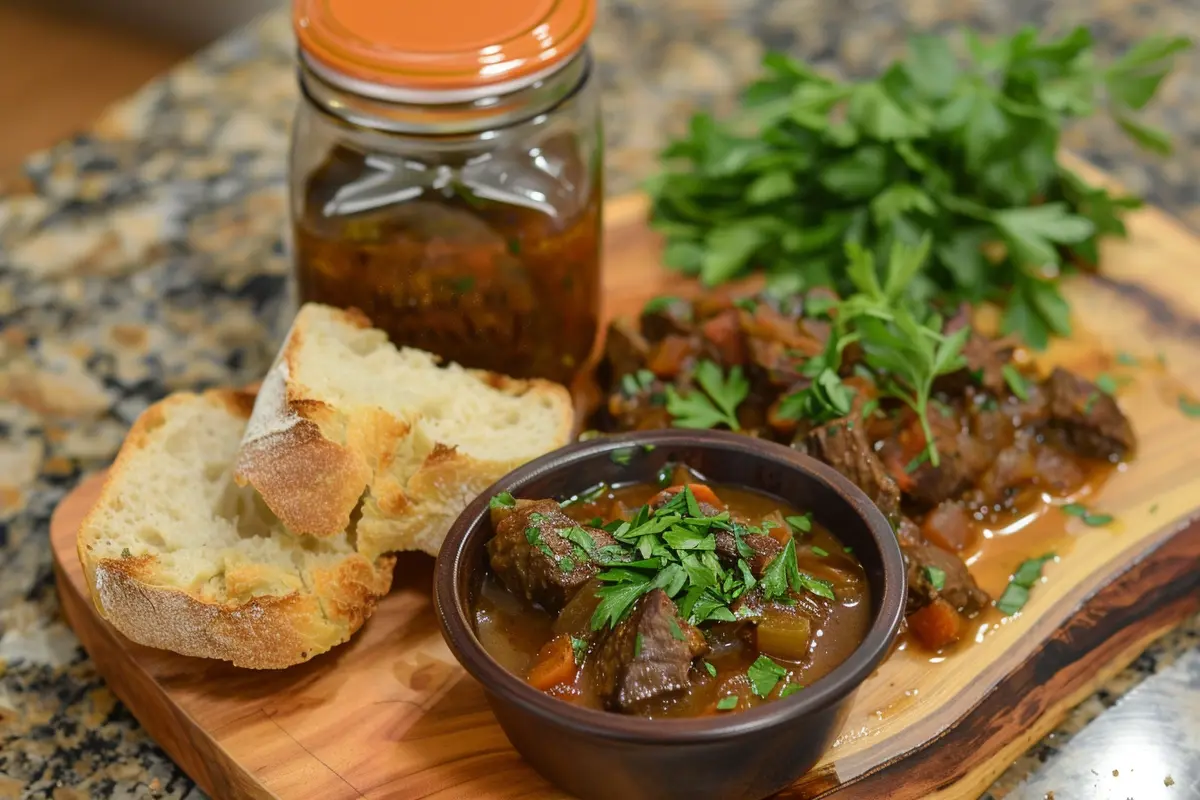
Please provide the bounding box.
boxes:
[294,0,595,102]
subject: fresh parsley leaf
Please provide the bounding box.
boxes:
[666,361,749,430]
[997,553,1056,615]
[644,296,684,315]
[562,526,598,553]
[610,448,636,466]
[785,514,812,533]
[590,580,650,631]
[704,660,718,677]
[1061,502,1113,526]
[924,565,947,591]
[761,538,837,602]
[571,636,589,664]
[489,492,516,510]
[716,695,739,711]
[747,655,788,698]
[811,546,829,558]
[559,557,576,573]
[1001,364,1030,401]
[995,583,1031,616]
[1095,373,1120,395]
[1178,396,1200,418]
[634,633,644,658]
[561,483,609,508]
[1116,352,1138,366]
[780,682,805,698]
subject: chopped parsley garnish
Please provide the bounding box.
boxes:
[924,565,946,591]
[489,492,516,510]
[716,695,739,711]
[811,546,829,558]
[1150,503,1159,514]
[1001,364,1030,401]
[644,295,684,315]
[634,633,644,658]
[621,369,657,397]
[1083,392,1099,414]
[1062,502,1114,526]
[120,547,132,558]
[779,683,804,698]
[559,557,576,573]
[665,360,749,430]
[667,617,687,641]
[747,655,788,698]
[561,483,609,508]
[1180,396,1200,419]
[905,449,930,474]
[843,546,854,554]
[996,553,1056,616]
[785,514,812,533]
[761,538,836,602]
[733,297,758,312]
[1116,352,1138,366]
[587,486,826,631]
[1095,372,1121,395]
[570,636,588,665]
[704,661,717,677]
[562,526,598,553]
[610,448,636,466]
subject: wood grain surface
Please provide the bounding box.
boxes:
[51,162,1200,799]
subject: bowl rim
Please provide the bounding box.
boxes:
[434,428,906,744]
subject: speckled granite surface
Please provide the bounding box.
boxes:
[1,3,1198,798]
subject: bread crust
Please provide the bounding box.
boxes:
[76,389,396,669]
[233,304,575,557]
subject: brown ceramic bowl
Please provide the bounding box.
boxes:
[434,429,906,800]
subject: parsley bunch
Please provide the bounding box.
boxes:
[587,487,833,631]
[648,28,1190,349]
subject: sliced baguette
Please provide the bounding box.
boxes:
[233,303,575,560]
[77,390,395,669]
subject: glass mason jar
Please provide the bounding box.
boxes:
[289,0,602,384]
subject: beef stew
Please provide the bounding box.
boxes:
[593,292,1136,651]
[473,466,871,717]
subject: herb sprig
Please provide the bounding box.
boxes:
[665,360,749,430]
[648,28,1190,350]
[587,487,831,631]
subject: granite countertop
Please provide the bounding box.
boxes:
[2,3,1199,799]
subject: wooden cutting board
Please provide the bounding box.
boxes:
[51,160,1200,800]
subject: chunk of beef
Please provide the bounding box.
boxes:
[599,316,650,385]
[713,530,784,577]
[883,409,994,510]
[595,589,708,712]
[640,297,695,342]
[802,419,901,519]
[486,500,616,614]
[903,539,990,618]
[921,500,975,553]
[700,308,748,366]
[1044,367,1135,460]
[741,304,826,388]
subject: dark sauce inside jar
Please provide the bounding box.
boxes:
[292,138,602,384]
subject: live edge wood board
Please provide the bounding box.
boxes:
[51,157,1200,800]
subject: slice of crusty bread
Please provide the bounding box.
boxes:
[77,390,395,669]
[233,303,574,560]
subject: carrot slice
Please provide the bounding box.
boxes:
[527,635,580,692]
[907,598,963,651]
